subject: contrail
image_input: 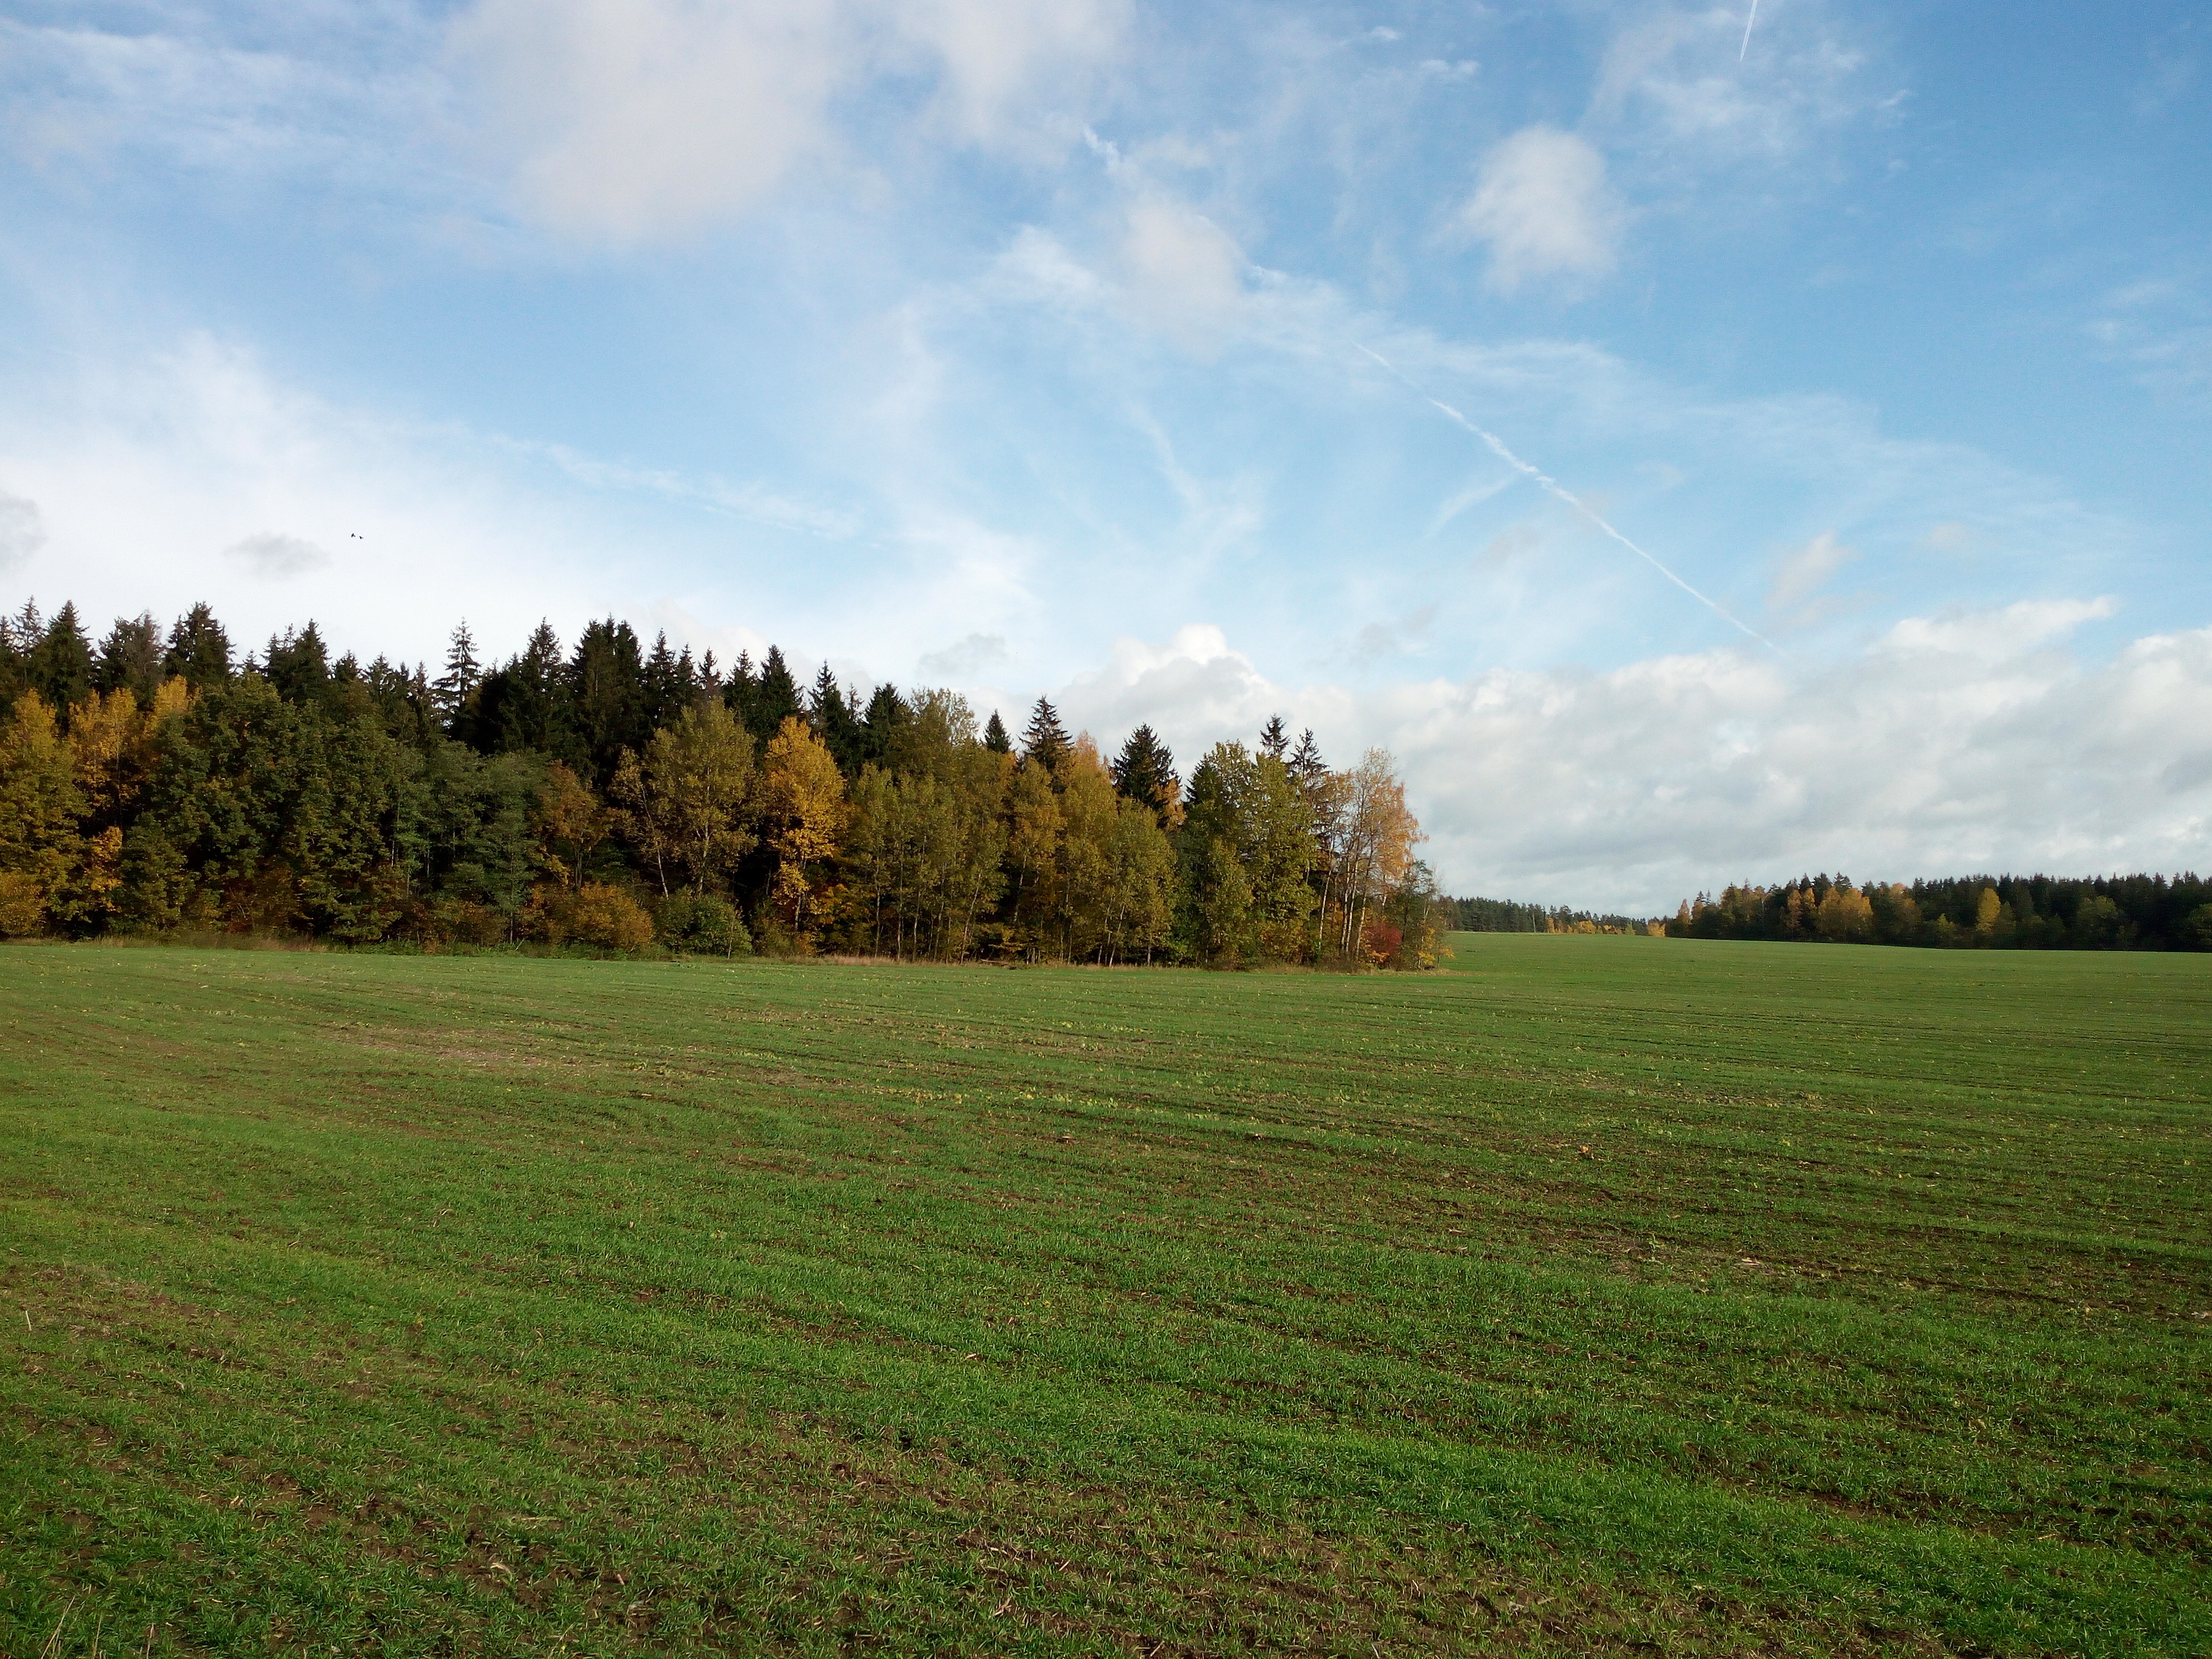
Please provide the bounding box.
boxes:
[1739,0,1759,61]
[1358,344,1778,651]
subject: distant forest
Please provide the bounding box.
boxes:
[1444,896,1658,935]
[0,599,1444,967]
[1669,873,2212,952]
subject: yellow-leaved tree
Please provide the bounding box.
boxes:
[534,761,610,893]
[0,692,87,935]
[760,716,845,937]
[609,699,756,896]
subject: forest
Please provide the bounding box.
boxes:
[1669,871,2212,951]
[0,599,1440,967]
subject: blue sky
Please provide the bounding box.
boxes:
[2,0,2207,908]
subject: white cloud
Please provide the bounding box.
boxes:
[450,0,850,242]
[1456,126,1623,293]
[0,491,46,573]
[225,531,330,579]
[1119,198,1248,351]
[1053,604,2211,912]
[0,332,623,664]
[1766,527,1856,622]
[1588,3,1875,172]
[918,630,1009,677]
[898,0,1128,147]
[449,0,1127,242]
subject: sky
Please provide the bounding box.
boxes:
[1,0,2208,911]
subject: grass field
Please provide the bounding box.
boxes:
[2,935,2207,1656]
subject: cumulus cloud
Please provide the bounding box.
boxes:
[0,491,47,573]
[225,531,330,579]
[1456,126,1623,292]
[1053,604,2211,912]
[450,0,1126,242]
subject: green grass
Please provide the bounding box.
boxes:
[1,934,2206,1656]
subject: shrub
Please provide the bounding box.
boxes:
[0,871,46,937]
[543,882,654,952]
[655,892,752,957]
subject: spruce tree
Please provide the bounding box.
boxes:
[30,601,94,713]
[866,683,911,766]
[163,602,233,689]
[641,632,685,731]
[1112,724,1178,824]
[750,646,803,740]
[264,622,332,707]
[1021,697,1070,774]
[722,650,758,733]
[433,622,481,730]
[95,614,164,705]
[810,663,866,774]
[569,618,646,783]
[982,709,1011,755]
[1259,714,1288,761]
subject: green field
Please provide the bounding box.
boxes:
[2,936,2207,1656]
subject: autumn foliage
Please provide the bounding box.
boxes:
[0,600,1443,965]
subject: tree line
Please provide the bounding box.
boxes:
[1445,895,1660,935]
[1669,873,2212,951]
[0,599,1443,967]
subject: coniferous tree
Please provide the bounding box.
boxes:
[810,664,867,775]
[982,709,1011,755]
[158,602,231,690]
[748,646,803,742]
[1259,715,1288,761]
[95,615,164,706]
[30,602,94,718]
[722,650,759,733]
[1111,725,1180,827]
[433,622,481,730]
[473,622,575,762]
[569,618,646,783]
[641,632,687,732]
[1020,697,1070,775]
[864,683,910,767]
[0,600,36,705]
[264,623,333,708]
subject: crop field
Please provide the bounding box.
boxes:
[1,935,2207,1656]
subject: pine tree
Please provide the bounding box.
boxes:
[433,622,481,730]
[1021,697,1070,775]
[1259,715,1288,761]
[982,709,1011,755]
[1287,727,1325,786]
